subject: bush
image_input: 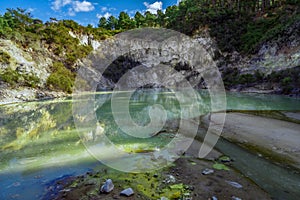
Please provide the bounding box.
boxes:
[0,68,18,85]
[46,62,74,93]
[22,73,40,87]
[0,68,40,87]
[281,77,292,86]
[0,50,11,64]
[238,74,256,85]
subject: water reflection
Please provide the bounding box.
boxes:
[0,90,299,199]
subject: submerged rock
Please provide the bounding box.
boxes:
[218,155,231,163]
[160,197,169,200]
[100,179,114,193]
[120,188,134,197]
[164,175,176,184]
[225,181,243,189]
[202,168,214,175]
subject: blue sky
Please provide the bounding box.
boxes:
[0,0,179,26]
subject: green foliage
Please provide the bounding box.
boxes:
[267,66,300,94]
[98,17,107,28]
[223,66,299,94]
[240,13,298,53]
[0,68,18,85]
[144,11,157,27]
[46,62,74,93]
[0,50,11,64]
[238,74,256,85]
[0,68,40,87]
[153,0,300,53]
[134,12,145,28]
[223,68,266,88]
[118,12,136,30]
[106,16,119,30]
[282,77,292,86]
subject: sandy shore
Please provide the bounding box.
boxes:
[202,111,300,170]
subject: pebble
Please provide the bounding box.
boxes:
[219,156,231,163]
[100,179,114,193]
[160,197,169,200]
[225,181,243,189]
[120,188,134,197]
[164,175,176,184]
[232,196,242,200]
[202,168,214,175]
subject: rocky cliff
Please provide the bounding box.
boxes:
[220,20,300,96]
[0,21,299,104]
[0,31,102,104]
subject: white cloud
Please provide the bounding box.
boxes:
[51,0,72,11]
[72,1,95,12]
[128,9,142,17]
[96,12,112,19]
[109,7,117,11]
[143,1,162,14]
[27,8,35,13]
[51,0,95,16]
[100,7,108,12]
[68,8,76,16]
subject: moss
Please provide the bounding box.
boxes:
[61,165,192,200]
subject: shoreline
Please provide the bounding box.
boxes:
[0,87,70,106]
[202,111,300,171]
[1,87,299,106]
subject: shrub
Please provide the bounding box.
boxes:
[0,50,11,64]
[281,77,292,86]
[22,73,40,87]
[46,62,74,93]
[0,68,18,85]
[0,67,40,87]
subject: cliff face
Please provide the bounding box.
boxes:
[0,31,104,104]
[0,39,52,86]
[0,39,54,104]
[219,20,300,95]
[69,31,102,50]
[77,26,299,96]
[0,22,299,104]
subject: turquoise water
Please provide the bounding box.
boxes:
[0,89,299,199]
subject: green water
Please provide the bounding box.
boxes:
[0,89,299,199]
